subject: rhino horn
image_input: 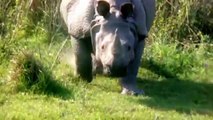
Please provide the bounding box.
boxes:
[112,29,121,53]
[96,1,110,18]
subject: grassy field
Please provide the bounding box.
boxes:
[0,0,213,119]
[0,32,212,119]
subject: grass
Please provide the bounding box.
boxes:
[0,32,212,119]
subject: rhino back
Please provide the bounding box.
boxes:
[141,0,155,31]
[60,0,155,38]
[104,0,155,32]
[60,0,95,38]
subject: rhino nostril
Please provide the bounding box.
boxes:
[127,45,131,51]
[101,45,105,50]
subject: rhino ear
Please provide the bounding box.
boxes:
[96,1,110,18]
[120,3,134,19]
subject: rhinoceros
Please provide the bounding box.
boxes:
[60,0,155,95]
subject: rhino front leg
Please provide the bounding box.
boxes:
[120,39,145,95]
[71,36,93,82]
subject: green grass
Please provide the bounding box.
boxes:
[0,33,212,120]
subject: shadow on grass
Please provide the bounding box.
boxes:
[10,52,74,100]
[134,59,213,115]
[16,74,74,100]
[35,78,74,100]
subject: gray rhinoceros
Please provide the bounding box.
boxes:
[60,0,155,95]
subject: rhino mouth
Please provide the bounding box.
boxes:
[92,56,128,77]
[103,65,127,77]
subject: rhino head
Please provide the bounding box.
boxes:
[91,1,138,77]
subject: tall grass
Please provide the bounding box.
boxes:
[145,0,212,80]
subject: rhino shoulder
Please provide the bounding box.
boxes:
[60,0,76,26]
[60,0,95,39]
[141,0,156,31]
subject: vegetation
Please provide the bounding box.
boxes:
[0,0,212,119]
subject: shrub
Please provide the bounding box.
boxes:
[8,52,52,92]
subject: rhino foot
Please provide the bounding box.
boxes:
[120,76,145,96]
[121,87,145,96]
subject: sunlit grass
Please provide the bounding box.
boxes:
[0,34,212,119]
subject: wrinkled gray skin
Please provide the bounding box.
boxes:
[60,0,155,95]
